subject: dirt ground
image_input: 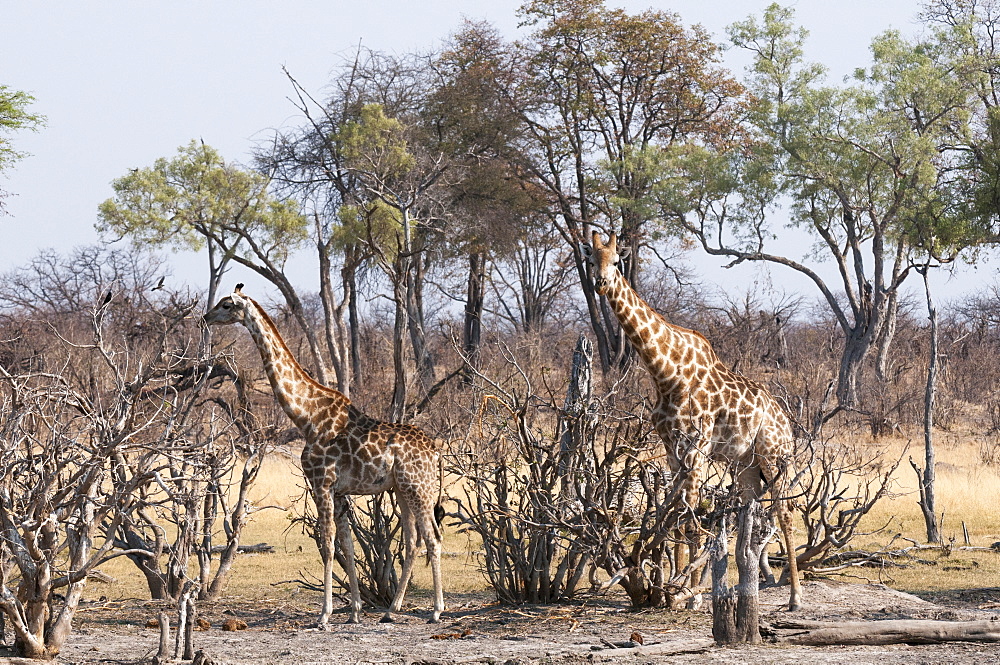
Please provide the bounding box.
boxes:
[8,580,1000,665]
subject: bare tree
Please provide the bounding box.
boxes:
[0,290,203,656]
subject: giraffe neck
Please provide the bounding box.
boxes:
[241,299,348,434]
[603,269,714,387]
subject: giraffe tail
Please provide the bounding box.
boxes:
[433,503,444,540]
[414,502,444,566]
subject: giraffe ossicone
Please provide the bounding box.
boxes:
[204,283,445,625]
[585,231,802,611]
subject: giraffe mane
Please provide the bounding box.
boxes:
[243,291,341,397]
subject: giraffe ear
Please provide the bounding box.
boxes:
[581,242,593,260]
[618,245,631,261]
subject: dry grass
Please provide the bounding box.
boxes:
[88,427,1000,608]
[852,428,1000,542]
[838,427,1000,596]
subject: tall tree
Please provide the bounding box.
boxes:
[658,4,979,422]
[430,23,550,374]
[260,67,371,395]
[96,141,323,377]
[479,0,746,371]
[334,102,451,420]
[265,51,462,415]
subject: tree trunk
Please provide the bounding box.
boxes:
[461,251,485,385]
[835,330,869,408]
[118,523,169,600]
[406,250,436,390]
[157,612,171,662]
[557,334,594,491]
[710,514,737,644]
[317,224,352,395]
[913,267,941,543]
[874,289,899,383]
[347,254,362,394]
[711,501,772,645]
[389,267,408,423]
[182,597,196,660]
[733,501,771,644]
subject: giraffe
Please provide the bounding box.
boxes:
[203,284,444,626]
[583,231,801,611]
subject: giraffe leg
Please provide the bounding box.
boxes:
[425,505,444,623]
[333,495,363,623]
[776,498,801,611]
[751,462,801,611]
[759,539,777,586]
[311,478,336,630]
[383,499,416,623]
[680,465,703,601]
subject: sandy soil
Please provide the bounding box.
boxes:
[10,581,1000,664]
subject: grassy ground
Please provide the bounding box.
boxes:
[89,428,1000,608]
[846,427,1000,597]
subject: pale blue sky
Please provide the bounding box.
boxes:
[4,0,981,304]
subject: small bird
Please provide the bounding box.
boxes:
[100,290,112,307]
[152,276,165,291]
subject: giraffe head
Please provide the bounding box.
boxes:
[583,231,630,296]
[203,283,252,327]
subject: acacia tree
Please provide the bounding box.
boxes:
[658,4,978,423]
[458,0,746,371]
[96,141,321,377]
[332,102,453,420]
[264,52,463,414]
[0,84,45,212]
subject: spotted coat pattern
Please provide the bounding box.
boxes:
[204,286,443,626]
[585,232,801,611]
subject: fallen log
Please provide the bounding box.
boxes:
[772,618,1000,646]
[209,542,274,554]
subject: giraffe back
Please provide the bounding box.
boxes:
[300,406,439,500]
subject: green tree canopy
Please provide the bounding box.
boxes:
[658,3,985,415]
[98,140,307,305]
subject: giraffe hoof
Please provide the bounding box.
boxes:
[379,614,395,623]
